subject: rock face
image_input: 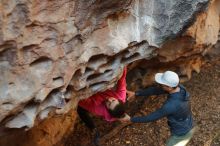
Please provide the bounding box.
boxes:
[128,0,220,89]
[0,110,77,146]
[0,0,219,145]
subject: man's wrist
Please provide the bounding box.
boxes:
[135,91,139,96]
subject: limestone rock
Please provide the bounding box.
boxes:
[0,110,77,146]
[127,0,220,89]
[0,0,219,145]
[0,0,217,134]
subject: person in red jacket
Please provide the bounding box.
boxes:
[77,67,128,145]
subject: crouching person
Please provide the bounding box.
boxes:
[78,67,127,146]
[121,71,196,146]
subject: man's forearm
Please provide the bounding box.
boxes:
[130,107,169,123]
[135,86,166,97]
[131,116,151,123]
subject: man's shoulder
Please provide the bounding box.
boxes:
[164,98,180,111]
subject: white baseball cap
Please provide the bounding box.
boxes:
[155,71,179,87]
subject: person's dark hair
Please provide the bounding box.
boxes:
[108,101,125,118]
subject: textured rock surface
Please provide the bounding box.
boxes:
[0,110,77,146]
[0,0,210,129]
[127,0,220,89]
[0,0,219,145]
[0,0,219,143]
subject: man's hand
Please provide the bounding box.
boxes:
[126,90,135,101]
[119,113,131,122]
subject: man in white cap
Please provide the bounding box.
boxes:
[121,71,196,146]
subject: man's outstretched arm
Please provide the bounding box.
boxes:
[131,108,167,123]
[130,104,174,123]
[120,104,174,123]
[135,86,166,97]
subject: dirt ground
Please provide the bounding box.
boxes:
[64,57,220,146]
